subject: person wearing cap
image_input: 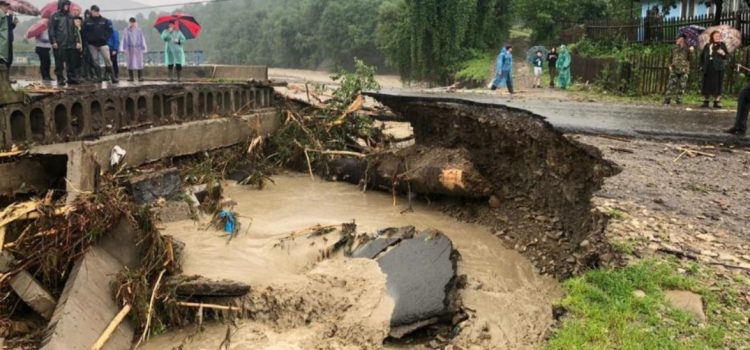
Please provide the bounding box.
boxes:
[83,5,117,83]
[49,0,81,85]
[120,17,147,82]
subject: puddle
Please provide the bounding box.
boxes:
[144,174,561,349]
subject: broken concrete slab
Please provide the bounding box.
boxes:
[665,290,706,322]
[98,219,143,269]
[41,246,134,350]
[156,200,194,223]
[373,229,457,327]
[0,252,56,320]
[129,168,183,204]
[351,226,417,259]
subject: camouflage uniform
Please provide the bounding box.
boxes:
[664,45,691,103]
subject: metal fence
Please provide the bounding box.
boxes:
[12,50,205,66]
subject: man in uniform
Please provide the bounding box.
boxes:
[664,35,691,105]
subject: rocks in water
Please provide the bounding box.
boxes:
[351,227,458,337]
[129,168,183,204]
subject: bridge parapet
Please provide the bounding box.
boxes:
[1,82,275,150]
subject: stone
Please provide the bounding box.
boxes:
[129,168,183,204]
[156,200,194,223]
[579,240,590,248]
[665,290,706,322]
[488,195,501,208]
[632,290,646,299]
[695,234,716,242]
[41,247,134,350]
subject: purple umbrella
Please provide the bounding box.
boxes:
[678,25,705,47]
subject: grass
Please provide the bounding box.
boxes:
[603,207,627,220]
[547,260,750,350]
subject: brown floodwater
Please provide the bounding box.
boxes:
[143,174,561,349]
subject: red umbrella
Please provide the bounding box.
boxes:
[154,12,201,39]
[10,0,40,16]
[25,18,48,39]
[40,1,79,19]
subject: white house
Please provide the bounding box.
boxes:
[639,0,748,19]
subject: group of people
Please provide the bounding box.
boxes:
[663,30,746,135]
[44,1,152,85]
[491,45,572,94]
[0,1,186,86]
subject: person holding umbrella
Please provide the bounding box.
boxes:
[0,0,18,71]
[49,0,80,85]
[700,31,728,109]
[161,20,185,82]
[121,17,146,82]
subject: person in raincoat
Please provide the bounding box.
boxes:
[556,45,572,89]
[161,20,186,82]
[120,17,147,82]
[48,0,81,85]
[491,46,514,94]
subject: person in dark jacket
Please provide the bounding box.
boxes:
[1,1,17,71]
[83,5,117,83]
[700,31,729,108]
[49,0,81,85]
[727,65,750,137]
[547,47,558,88]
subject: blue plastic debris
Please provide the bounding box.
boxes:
[218,209,236,234]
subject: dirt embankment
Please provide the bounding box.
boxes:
[367,93,623,278]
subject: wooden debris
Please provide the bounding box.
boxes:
[175,301,238,311]
[89,304,132,350]
[167,276,251,297]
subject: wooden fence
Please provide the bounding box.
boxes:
[570,10,750,45]
[571,47,750,95]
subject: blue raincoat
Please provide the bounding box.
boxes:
[492,48,513,88]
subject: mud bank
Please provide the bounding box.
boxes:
[364,93,622,278]
[143,175,560,349]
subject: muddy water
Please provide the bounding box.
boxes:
[144,174,560,349]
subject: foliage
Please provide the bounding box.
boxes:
[547,260,729,350]
[570,38,672,61]
[515,0,633,44]
[376,0,511,83]
[454,51,494,86]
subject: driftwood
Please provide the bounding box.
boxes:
[90,304,132,350]
[166,276,251,297]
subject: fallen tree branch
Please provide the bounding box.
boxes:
[305,149,366,159]
[175,301,239,311]
[90,304,132,350]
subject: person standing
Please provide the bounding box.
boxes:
[0,1,10,73]
[547,47,558,88]
[121,17,147,82]
[664,35,691,105]
[1,1,17,71]
[49,0,81,85]
[491,46,514,94]
[556,45,572,89]
[107,26,119,81]
[727,81,749,136]
[162,20,185,82]
[83,5,117,83]
[35,29,53,81]
[700,31,728,108]
[532,51,543,88]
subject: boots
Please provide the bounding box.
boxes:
[713,101,722,109]
[176,69,181,82]
[168,68,174,82]
[701,100,710,108]
[137,70,143,82]
[663,98,671,105]
[109,67,119,84]
[128,70,134,82]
